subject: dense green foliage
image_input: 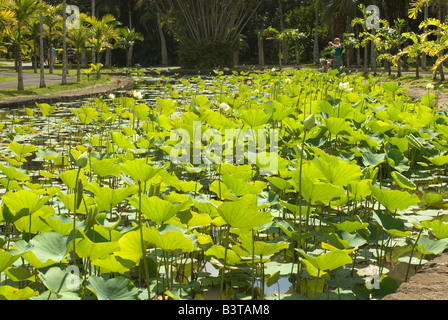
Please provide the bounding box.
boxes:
[1,68,448,300]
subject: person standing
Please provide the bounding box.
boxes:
[329,38,343,72]
[67,44,75,70]
[49,43,56,72]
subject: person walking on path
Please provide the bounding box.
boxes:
[329,38,343,72]
[67,44,75,70]
[49,43,56,72]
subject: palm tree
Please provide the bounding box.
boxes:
[68,14,91,82]
[85,14,118,78]
[420,18,448,81]
[42,4,62,74]
[393,31,426,78]
[10,0,38,91]
[61,0,67,85]
[0,1,15,54]
[38,0,45,88]
[117,27,144,67]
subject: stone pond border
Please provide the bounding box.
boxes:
[0,77,136,109]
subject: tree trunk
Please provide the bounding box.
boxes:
[313,5,319,64]
[364,41,368,74]
[278,0,288,65]
[91,0,96,65]
[39,5,46,88]
[77,48,81,82]
[258,33,264,67]
[422,4,428,69]
[33,39,38,74]
[416,53,420,78]
[157,10,168,66]
[81,51,87,67]
[62,0,68,85]
[233,49,239,66]
[17,21,24,91]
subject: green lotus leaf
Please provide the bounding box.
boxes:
[76,234,120,261]
[325,118,352,135]
[87,276,138,300]
[86,182,138,212]
[297,248,353,271]
[29,232,68,264]
[0,286,38,300]
[371,211,411,237]
[415,234,448,255]
[120,159,162,183]
[91,158,120,178]
[3,190,52,222]
[0,248,30,273]
[362,151,386,167]
[37,103,56,117]
[39,266,81,300]
[217,194,272,229]
[312,154,362,186]
[143,227,194,252]
[130,195,188,225]
[240,109,271,128]
[292,175,346,205]
[115,230,146,265]
[382,81,400,93]
[91,255,135,275]
[391,171,417,190]
[420,219,448,239]
[263,100,293,122]
[369,184,420,212]
[239,233,288,257]
[0,164,30,181]
[58,169,88,190]
[156,97,176,116]
[204,245,242,265]
[426,155,448,167]
[333,220,369,234]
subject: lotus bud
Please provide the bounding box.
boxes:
[76,151,88,168]
[87,145,93,153]
[304,114,316,131]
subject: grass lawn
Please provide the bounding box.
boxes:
[0,74,113,99]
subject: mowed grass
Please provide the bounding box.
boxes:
[0,74,113,99]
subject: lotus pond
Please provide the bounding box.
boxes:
[1,68,448,300]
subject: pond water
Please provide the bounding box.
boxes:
[1,69,447,300]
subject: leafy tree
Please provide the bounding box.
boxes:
[67,13,92,81]
[85,14,118,78]
[10,0,39,90]
[117,27,144,67]
[155,0,261,68]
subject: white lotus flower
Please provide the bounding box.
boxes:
[108,93,115,100]
[338,82,352,92]
[132,90,143,100]
[219,102,230,112]
[426,83,435,90]
[285,78,291,85]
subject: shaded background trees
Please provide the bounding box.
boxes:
[2,0,448,72]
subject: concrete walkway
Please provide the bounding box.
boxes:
[0,63,75,90]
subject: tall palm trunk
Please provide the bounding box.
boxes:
[157,10,168,66]
[421,4,428,69]
[258,32,264,67]
[313,3,319,64]
[61,0,67,85]
[17,21,24,91]
[39,2,46,88]
[91,0,96,64]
